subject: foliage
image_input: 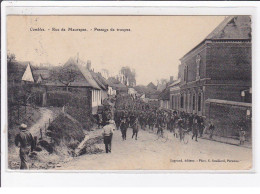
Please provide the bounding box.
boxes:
[46,90,94,130]
[49,65,80,91]
[7,53,16,63]
[47,114,85,147]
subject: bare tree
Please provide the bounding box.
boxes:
[56,67,79,91]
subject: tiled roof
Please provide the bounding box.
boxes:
[90,70,107,90]
[181,16,251,60]
[206,16,251,40]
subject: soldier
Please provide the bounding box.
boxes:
[209,120,215,139]
[15,124,34,169]
[192,114,199,142]
[120,117,128,140]
[188,114,194,132]
[169,113,175,133]
[97,113,103,129]
[198,116,205,137]
[177,117,184,141]
[139,112,144,130]
[148,112,155,131]
[157,113,165,136]
[166,113,171,131]
[131,117,139,140]
[114,110,120,130]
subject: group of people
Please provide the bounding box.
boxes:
[113,106,214,142]
[99,93,224,154]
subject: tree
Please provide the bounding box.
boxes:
[52,65,80,91]
[7,53,16,63]
[120,66,136,87]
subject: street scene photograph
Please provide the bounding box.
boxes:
[6,15,252,170]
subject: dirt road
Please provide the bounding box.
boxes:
[28,107,55,137]
[58,128,252,171]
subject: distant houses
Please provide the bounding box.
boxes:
[18,56,123,114]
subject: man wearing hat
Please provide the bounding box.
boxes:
[15,124,34,169]
[120,117,128,140]
[102,120,115,153]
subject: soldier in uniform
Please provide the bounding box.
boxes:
[177,117,184,141]
[114,110,121,130]
[192,114,199,142]
[139,112,144,130]
[157,113,165,136]
[120,117,128,140]
[198,116,205,137]
[131,117,139,140]
[15,124,34,169]
[148,112,155,131]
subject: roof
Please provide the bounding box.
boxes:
[146,93,159,99]
[181,16,251,60]
[62,57,101,89]
[90,71,108,90]
[97,73,109,87]
[8,61,27,82]
[157,82,167,92]
[147,82,156,90]
[206,16,251,40]
[169,79,181,87]
[22,63,35,82]
[205,99,251,107]
[159,87,170,100]
[33,69,50,81]
[107,77,127,91]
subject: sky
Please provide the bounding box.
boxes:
[7,16,226,85]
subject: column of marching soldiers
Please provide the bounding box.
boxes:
[98,94,214,152]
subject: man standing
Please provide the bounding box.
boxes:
[192,115,199,142]
[15,124,34,169]
[120,117,128,140]
[177,118,184,141]
[198,116,204,137]
[102,120,115,153]
[131,117,139,140]
[209,120,215,139]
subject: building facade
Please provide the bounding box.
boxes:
[170,16,252,117]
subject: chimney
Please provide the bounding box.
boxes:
[87,60,91,70]
[170,76,174,82]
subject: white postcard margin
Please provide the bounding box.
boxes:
[1,1,260,187]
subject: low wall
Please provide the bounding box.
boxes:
[205,99,252,141]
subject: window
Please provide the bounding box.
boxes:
[186,66,188,82]
[184,67,186,82]
[184,66,188,82]
[196,55,201,80]
[181,95,184,108]
[187,93,190,111]
[198,93,201,111]
[193,94,196,110]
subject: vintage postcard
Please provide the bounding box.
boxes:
[6,15,252,171]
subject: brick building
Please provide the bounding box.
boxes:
[170,16,252,118]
